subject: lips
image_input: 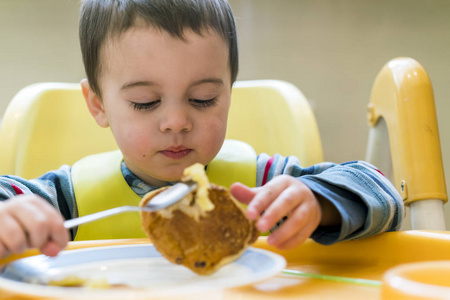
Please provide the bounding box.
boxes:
[160,148,192,159]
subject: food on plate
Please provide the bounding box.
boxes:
[48,275,110,288]
[46,275,130,289]
[140,163,259,275]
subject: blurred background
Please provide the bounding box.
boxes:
[0,0,449,229]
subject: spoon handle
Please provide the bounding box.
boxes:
[64,206,146,229]
[63,181,197,229]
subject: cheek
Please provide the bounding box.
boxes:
[119,132,156,163]
[198,111,229,157]
[109,115,153,155]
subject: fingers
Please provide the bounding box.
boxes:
[230,183,263,219]
[41,241,64,257]
[248,176,304,231]
[47,214,69,252]
[10,198,50,249]
[230,182,256,205]
[244,176,323,250]
[233,177,324,250]
[26,197,69,251]
[0,245,10,259]
[245,176,290,221]
[268,198,321,249]
[0,214,28,255]
[257,183,309,232]
[0,195,69,258]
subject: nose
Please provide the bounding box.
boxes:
[159,105,193,133]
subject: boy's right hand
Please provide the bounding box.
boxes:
[0,195,69,259]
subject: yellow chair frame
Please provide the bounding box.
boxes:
[366,57,448,230]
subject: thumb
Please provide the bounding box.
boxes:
[40,241,65,257]
[230,182,258,205]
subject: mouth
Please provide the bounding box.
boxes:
[159,148,192,160]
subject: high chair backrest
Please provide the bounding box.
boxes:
[366,57,448,230]
[0,82,118,179]
[0,80,323,179]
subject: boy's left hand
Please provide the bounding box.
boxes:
[230,175,322,250]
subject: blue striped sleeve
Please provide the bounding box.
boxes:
[0,166,77,222]
[256,154,404,245]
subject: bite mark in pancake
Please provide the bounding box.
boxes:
[140,163,259,275]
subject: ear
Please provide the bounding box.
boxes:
[80,79,109,128]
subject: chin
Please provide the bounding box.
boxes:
[159,167,186,182]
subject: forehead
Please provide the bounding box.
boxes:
[99,25,230,86]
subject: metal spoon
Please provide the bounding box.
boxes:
[63,181,197,229]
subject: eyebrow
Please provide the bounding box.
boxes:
[190,78,224,87]
[120,77,224,91]
[120,81,156,90]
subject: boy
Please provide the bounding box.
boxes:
[0,0,403,259]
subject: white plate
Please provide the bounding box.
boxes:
[0,244,286,299]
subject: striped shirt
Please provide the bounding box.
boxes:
[0,154,403,245]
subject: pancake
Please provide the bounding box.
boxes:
[139,163,259,275]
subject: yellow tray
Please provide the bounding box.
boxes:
[1,230,450,299]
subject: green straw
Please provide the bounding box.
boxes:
[281,269,382,287]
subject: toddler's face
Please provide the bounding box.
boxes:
[93,26,231,186]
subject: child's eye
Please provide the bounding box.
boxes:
[189,97,218,108]
[130,100,160,111]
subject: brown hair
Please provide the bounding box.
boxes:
[79,0,238,98]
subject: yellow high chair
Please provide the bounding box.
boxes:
[0,80,323,179]
[2,61,450,300]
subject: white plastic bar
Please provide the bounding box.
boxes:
[365,119,393,182]
[410,199,446,230]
